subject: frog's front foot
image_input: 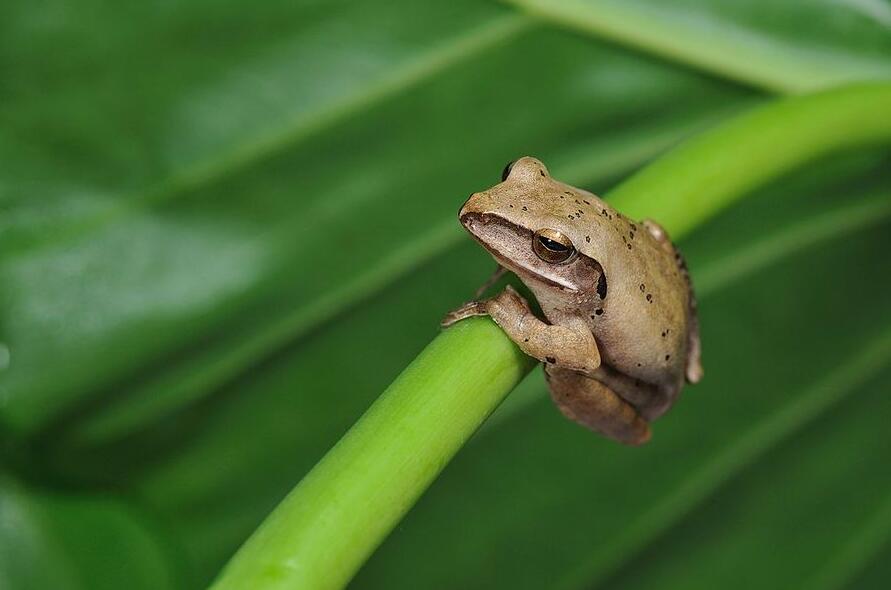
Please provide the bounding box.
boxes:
[445,286,601,377]
[441,300,488,327]
[441,284,528,328]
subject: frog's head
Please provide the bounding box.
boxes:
[458,156,607,298]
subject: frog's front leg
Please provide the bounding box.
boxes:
[442,286,601,376]
[546,367,651,445]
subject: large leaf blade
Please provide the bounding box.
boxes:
[506,0,891,92]
[0,475,182,590]
[1,18,759,444]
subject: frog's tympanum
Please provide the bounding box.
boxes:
[443,157,703,445]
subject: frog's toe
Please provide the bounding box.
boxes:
[441,301,487,327]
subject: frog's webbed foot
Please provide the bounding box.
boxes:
[546,367,651,445]
[442,286,601,376]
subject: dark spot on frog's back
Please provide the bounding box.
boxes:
[546,356,556,364]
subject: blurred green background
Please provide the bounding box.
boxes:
[2,0,890,588]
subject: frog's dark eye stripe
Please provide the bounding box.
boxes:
[533,228,575,263]
[501,160,515,181]
[597,271,608,299]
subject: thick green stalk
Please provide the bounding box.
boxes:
[209,82,891,590]
[209,318,534,590]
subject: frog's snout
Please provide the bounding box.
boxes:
[459,208,505,247]
[458,191,489,225]
[458,209,485,235]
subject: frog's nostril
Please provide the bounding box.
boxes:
[459,211,479,231]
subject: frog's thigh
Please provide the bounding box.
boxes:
[593,367,673,422]
[546,367,651,445]
[484,287,601,376]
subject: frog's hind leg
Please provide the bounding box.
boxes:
[546,367,651,445]
[593,365,673,422]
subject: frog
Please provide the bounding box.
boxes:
[442,157,702,445]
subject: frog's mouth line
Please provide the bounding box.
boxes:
[460,212,578,291]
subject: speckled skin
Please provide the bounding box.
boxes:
[443,157,702,445]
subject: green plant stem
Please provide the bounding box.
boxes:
[209,82,891,590]
[209,318,534,590]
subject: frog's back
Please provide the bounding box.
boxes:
[567,190,694,391]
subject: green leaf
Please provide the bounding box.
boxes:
[0,0,757,443]
[505,0,891,92]
[600,358,891,590]
[2,1,891,589]
[0,474,183,590]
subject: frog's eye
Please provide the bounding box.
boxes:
[501,160,515,181]
[533,229,576,264]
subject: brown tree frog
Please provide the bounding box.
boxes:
[443,157,703,445]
